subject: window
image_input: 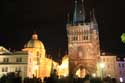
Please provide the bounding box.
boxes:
[72,36,78,41]
[119,63,121,68]
[83,36,86,40]
[120,71,122,75]
[3,58,9,63]
[107,58,109,62]
[103,58,105,62]
[2,67,8,72]
[85,36,88,40]
[122,63,124,68]
[16,58,22,62]
[15,67,21,72]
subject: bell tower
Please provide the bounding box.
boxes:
[67,0,100,77]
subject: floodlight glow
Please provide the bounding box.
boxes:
[92,73,96,77]
[100,63,105,69]
[35,65,39,70]
[120,77,123,83]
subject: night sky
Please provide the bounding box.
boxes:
[0,0,125,57]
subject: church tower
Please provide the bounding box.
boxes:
[67,0,100,77]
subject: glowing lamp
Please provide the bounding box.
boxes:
[35,65,39,70]
[120,77,123,83]
[100,62,105,69]
[92,73,96,77]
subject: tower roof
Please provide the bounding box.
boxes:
[90,9,98,31]
[90,9,97,24]
[73,0,86,24]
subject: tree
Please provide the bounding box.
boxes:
[121,33,125,43]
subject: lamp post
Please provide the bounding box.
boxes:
[100,62,105,80]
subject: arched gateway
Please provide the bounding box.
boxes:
[67,0,100,78]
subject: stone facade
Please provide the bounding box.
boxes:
[117,57,125,82]
[0,34,58,79]
[67,0,100,77]
[0,48,28,79]
[97,54,117,78]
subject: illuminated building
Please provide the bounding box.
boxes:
[117,57,125,83]
[0,0,124,81]
[57,55,69,77]
[22,33,58,78]
[97,52,117,78]
[0,46,28,79]
[67,0,100,77]
[0,33,59,79]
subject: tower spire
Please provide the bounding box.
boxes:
[73,0,86,24]
[67,13,70,24]
[92,8,97,24]
[90,8,98,31]
[73,0,77,24]
[81,0,86,22]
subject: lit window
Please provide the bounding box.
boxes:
[2,67,8,72]
[16,58,22,62]
[3,58,9,63]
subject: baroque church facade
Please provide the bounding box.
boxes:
[0,33,59,79]
[67,0,100,77]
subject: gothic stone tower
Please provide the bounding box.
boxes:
[67,0,100,77]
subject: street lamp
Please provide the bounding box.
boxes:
[120,77,123,83]
[92,73,96,78]
[100,62,105,80]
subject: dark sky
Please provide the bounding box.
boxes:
[0,0,125,57]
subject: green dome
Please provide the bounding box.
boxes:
[24,33,45,49]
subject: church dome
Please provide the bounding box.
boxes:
[24,33,45,49]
